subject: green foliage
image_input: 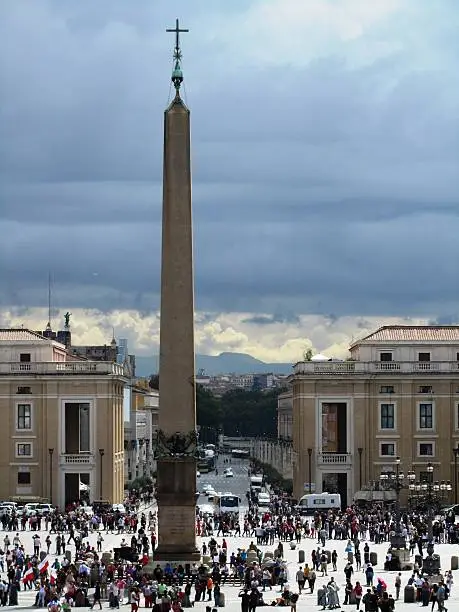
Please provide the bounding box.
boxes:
[127,475,154,491]
[196,385,286,438]
[149,374,159,390]
[251,459,293,495]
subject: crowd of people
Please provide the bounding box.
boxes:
[0,464,458,611]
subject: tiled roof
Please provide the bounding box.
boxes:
[0,329,48,342]
[352,325,459,346]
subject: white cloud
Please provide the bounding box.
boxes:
[0,308,429,364]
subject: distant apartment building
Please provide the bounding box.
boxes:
[0,328,127,507]
[292,326,459,506]
[195,372,288,395]
[70,338,118,364]
[124,384,159,483]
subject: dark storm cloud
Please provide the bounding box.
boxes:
[242,313,301,325]
[1,1,459,319]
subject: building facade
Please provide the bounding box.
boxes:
[124,385,159,483]
[292,326,459,506]
[248,389,293,481]
[0,329,127,507]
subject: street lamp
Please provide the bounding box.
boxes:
[48,448,54,505]
[379,457,416,549]
[408,462,452,542]
[307,448,313,494]
[453,445,459,505]
[358,448,363,489]
[98,449,105,499]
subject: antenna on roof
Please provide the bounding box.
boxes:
[46,272,52,331]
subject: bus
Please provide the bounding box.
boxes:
[216,493,241,515]
[197,448,215,473]
[231,449,249,459]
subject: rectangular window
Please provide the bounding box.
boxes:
[16,443,32,457]
[380,386,394,394]
[19,353,31,363]
[380,404,395,429]
[419,403,433,429]
[380,352,393,362]
[419,386,432,394]
[418,443,434,457]
[17,404,31,430]
[418,352,431,362]
[380,443,396,457]
[16,386,31,394]
[64,402,90,453]
[17,471,31,485]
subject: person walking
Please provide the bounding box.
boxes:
[238,588,250,612]
[395,573,402,600]
[296,567,305,594]
[90,582,102,610]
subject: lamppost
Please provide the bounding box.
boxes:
[358,448,363,489]
[307,448,313,493]
[408,462,451,542]
[98,449,105,499]
[453,445,459,505]
[48,448,54,504]
[379,457,416,549]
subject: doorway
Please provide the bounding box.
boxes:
[65,472,90,507]
[323,472,347,509]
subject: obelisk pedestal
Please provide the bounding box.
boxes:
[154,21,199,565]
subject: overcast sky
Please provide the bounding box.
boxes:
[1,0,458,360]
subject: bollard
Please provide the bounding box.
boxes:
[370,552,377,566]
[298,550,305,564]
[404,585,415,603]
[451,556,458,571]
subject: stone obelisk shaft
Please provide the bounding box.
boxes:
[156,93,198,561]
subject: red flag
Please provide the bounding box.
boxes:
[22,567,34,583]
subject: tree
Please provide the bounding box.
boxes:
[149,374,159,390]
[219,388,284,437]
[196,384,223,431]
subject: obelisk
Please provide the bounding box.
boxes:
[155,19,199,563]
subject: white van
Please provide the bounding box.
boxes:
[296,493,341,514]
[257,492,271,507]
[250,475,263,493]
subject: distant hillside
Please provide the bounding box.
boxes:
[134,352,293,377]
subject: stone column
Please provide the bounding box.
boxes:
[155,92,199,563]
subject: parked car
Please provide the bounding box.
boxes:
[36,503,53,515]
[224,468,234,478]
[80,505,94,517]
[112,503,126,514]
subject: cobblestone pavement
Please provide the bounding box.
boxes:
[3,517,459,611]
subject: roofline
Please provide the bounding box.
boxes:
[0,328,67,350]
[0,328,48,339]
[349,325,459,350]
